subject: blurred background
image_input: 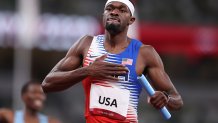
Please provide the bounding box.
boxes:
[0,0,218,123]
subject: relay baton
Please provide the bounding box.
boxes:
[137,74,171,120]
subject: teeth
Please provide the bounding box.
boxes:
[34,100,42,107]
[109,19,118,22]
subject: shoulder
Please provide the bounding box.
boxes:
[48,117,61,123]
[78,35,93,45]
[139,44,157,57]
[138,44,162,66]
[72,35,93,50]
[0,108,14,121]
[129,38,154,52]
[66,35,94,56]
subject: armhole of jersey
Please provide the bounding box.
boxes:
[14,110,23,123]
[133,40,143,76]
[83,36,96,66]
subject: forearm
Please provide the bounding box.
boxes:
[0,114,2,121]
[0,109,11,122]
[42,66,89,93]
[167,94,183,110]
[0,111,3,121]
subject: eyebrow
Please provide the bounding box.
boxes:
[106,4,129,10]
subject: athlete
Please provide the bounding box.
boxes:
[42,0,183,122]
[0,81,60,123]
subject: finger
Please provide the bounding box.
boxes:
[147,96,151,104]
[95,54,108,61]
[155,100,165,109]
[158,103,166,109]
[150,94,163,104]
[105,71,127,76]
[107,66,129,72]
[149,93,158,102]
[155,102,166,110]
[93,65,128,74]
[104,66,129,73]
[103,75,119,81]
[105,62,126,68]
[150,91,166,102]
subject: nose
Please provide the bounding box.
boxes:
[110,9,119,16]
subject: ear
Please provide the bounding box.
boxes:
[128,16,136,25]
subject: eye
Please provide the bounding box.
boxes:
[105,7,112,11]
[120,9,127,13]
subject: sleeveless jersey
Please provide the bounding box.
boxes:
[14,110,48,123]
[83,35,143,123]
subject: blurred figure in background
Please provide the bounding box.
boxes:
[0,81,60,123]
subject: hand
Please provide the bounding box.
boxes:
[148,91,169,109]
[87,54,129,81]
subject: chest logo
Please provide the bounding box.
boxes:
[122,58,133,66]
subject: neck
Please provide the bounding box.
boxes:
[105,29,128,47]
[24,107,38,117]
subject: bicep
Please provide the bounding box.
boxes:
[51,35,93,72]
[52,54,82,73]
[50,38,86,73]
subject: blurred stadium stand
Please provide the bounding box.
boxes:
[0,0,218,123]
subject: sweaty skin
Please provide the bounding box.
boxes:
[42,0,183,119]
[0,84,60,123]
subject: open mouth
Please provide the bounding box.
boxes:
[107,17,120,23]
[33,99,43,107]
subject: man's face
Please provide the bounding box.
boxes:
[22,84,46,111]
[103,1,135,34]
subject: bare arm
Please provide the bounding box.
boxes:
[0,108,13,122]
[41,35,93,93]
[42,35,129,93]
[141,45,183,110]
[49,117,61,123]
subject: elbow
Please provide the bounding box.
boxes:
[168,95,184,111]
[41,81,48,93]
[175,95,184,110]
[178,97,184,110]
[41,74,66,93]
[41,76,52,93]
